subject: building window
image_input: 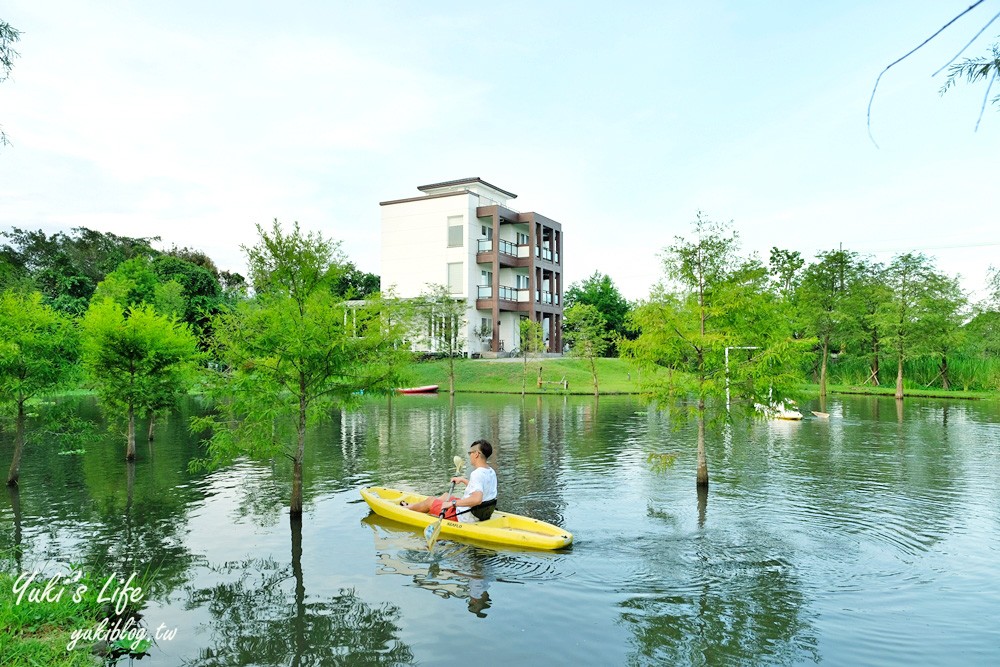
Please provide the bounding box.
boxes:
[447,262,463,294]
[516,232,528,245]
[448,216,464,247]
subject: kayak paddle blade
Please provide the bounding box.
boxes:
[425,518,444,551]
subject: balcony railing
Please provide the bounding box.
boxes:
[477,238,518,257]
[535,290,560,305]
[535,247,555,262]
[477,285,523,301]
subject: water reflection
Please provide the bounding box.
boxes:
[185,517,414,665]
[362,513,497,617]
[619,526,819,665]
[3,393,1000,665]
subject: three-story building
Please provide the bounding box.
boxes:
[380,177,564,356]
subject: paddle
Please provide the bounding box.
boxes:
[424,455,464,551]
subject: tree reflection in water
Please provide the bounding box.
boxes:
[620,493,819,665]
[185,517,413,666]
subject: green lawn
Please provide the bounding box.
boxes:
[403,356,648,394]
[401,356,1000,399]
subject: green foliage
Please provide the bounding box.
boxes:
[564,303,612,394]
[873,253,966,397]
[646,451,678,474]
[332,263,380,299]
[768,247,804,299]
[565,303,611,358]
[797,249,861,394]
[0,290,80,405]
[93,254,223,338]
[0,227,158,314]
[565,271,631,355]
[1,20,20,147]
[81,299,201,456]
[193,220,408,515]
[623,213,809,485]
[518,318,546,394]
[0,289,79,484]
[0,21,18,83]
[940,42,1000,127]
[412,284,465,394]
[0,568,108,667]
[519,318,545,355]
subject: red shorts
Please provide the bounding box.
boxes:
[430,496,460,521]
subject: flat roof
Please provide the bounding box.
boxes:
[379,190,472,207]
[417,177,517,199]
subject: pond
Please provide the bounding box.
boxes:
[2,393,1000,665]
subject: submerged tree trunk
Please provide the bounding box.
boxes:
[8,485,23,571]
[696,483,708,529]
[290,513,306,662]
[147,414,156,441]
[819,339,829,398]
[290,375,307,518]
[126,403,136,461]
[696,398,708,488]
[6,400,26,487]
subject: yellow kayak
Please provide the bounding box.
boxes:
[359,486,573,551]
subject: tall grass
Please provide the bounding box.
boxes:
[824,354,1000,392]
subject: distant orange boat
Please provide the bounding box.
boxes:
[396,385,439,394]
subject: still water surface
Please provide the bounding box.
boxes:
[2,394,1000,665]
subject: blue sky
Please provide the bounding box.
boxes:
[2,1,997,301]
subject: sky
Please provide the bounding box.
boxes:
[2,1,998,302]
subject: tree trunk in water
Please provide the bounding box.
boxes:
[7,484,23,571]
[940,355,950,390]
[819,340,829,398]
[290,378,307,518]
[147,414,155,441]
[126,404,136,461]
[6,400,26,487]
[895,356,904,400]
[696,400,708,488]
[696,483,708,529]
[290,513,306,662]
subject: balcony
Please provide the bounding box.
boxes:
[477,238,520,257]
[477,284,523,302]
[534,247,559,264]
[535,290,560,306]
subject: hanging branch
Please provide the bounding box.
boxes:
[867,0,987,147]
[933,9,1000,75]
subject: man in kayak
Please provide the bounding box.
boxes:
[403,439,498,522]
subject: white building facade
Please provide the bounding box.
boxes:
[380,178,564,356]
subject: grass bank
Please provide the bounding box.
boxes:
[0,569,104,666]
[403,357,647,394]
[810,383,997,401]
